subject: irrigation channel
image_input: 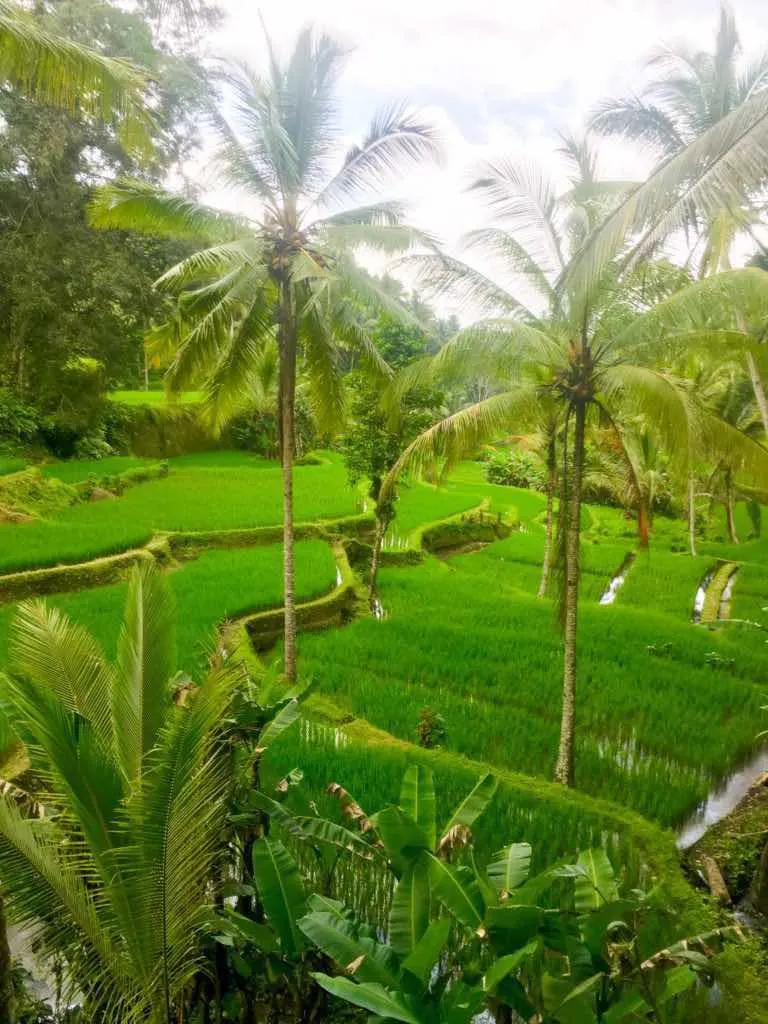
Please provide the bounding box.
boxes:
[676,745,768,849]
[675,560,767,850]
[599,552,635,605]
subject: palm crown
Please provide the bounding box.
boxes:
[388,146,768,786]
[591,4,768,274]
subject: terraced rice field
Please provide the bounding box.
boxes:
[3,449,768,873]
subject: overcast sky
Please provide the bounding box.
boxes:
[193,1,767,310]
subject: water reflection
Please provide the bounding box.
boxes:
[599,553,635,605]
[676,746,768,849]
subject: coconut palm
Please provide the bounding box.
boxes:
[571,10,768,333]
[91,27,440,681]
[590,4,768,437]
[386,151,768,787]
[0,562,242,1023]
[0,0,152,151]
[591,4,768,275]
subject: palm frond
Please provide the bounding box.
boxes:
[612,268,768,350]
[0,0,153,153]
[123,665,238,1007]
[165,263,266,392]
[432,320,564,384]
[398,252,530,318]
[382,387,541,497]
[279,26,347,194]
[589,96,685,155]
[90,180,247,243]
[315,104,441,209]
[321,221,438,255]
[569,90,768,295]
[154,238,265,293]
[315,200,406,228]
[8,600,114,750]
[601,365,700,471]
[468,159,565,275]
[113,562,176,783]
[0,798,124,1005]
[200,290,277,432]
[206,101,281,215]
[221,59,301,204]
[462,227,556,308]
[298,300,347,436]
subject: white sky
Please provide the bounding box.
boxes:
[190,0,768,312]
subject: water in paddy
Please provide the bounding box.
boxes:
[718,566,739,620]
[599,552,635,605]
[676,745,768,849]
[692,568,715,623]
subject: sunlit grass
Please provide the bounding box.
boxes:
[0,457,25,476]
[0,452,358,574]
[293,553,767,827]
[109,390,204,406]
[41,455,155,483]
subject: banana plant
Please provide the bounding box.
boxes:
[282,766,740,1023]
[207,835,329,1023]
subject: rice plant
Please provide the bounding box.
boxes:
[0,540,337,675]
[0,452,357,574]
[292,556,767,827]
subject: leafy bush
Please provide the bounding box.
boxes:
[0,389,39,445]
[416,706,446,748]
[38,357,110,458]
[484,448,546,490]
[73,426,114,460]
[229,408,279,457]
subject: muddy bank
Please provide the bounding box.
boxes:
[683,770,768,918]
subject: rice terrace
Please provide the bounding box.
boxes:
[4,0,768,1021]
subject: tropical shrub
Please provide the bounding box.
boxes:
[416,707,446,748]
[262,764,738,1023]
[485,448,546,490]
[0,390,38,448]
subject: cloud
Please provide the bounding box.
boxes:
[190,0,767,314]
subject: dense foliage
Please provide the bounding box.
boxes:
[3,3,768,1022]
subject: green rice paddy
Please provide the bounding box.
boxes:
[0,451,358,574]
[3,447,768,863]
[0,540,336,676]
[0,457,25,476]
[40,455,155,482]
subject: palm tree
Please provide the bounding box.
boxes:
[584,421,667,549]
[0,0,152,151]
[591,4,768,275]
[590,4,768,438]
[91,27,440,681]
[386,152,768,787]
[0,562,240,1023]
[570,11,768,372]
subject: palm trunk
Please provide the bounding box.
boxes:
[725,468,739,544]
[688,473,697,557]
[537,438,556,598]
[278,290,298,682]
[555,401,585,787]
[637,495,650,548]
[746,351,768,437]
[0,895,14,1024]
